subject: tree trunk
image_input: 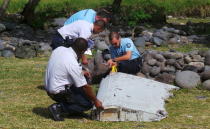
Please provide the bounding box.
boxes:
[21,0,40,24]
[112,0,122,13]
[0,0,11,18]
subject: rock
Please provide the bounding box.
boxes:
[134,37,145,53]
[95,40,109,51]
[38,42,52,56]
[142,30,153,42]
[191,55,203,62]
[153,54,166,62]
[150,66,161,76]
[200,70,210,81]
[202,80,210,90]
[175,71,201,89]
[180,36,189,44]
[168,36,180,44]
[15,42,38,58]
[163,52,184,59]
[136,72,146,78]
[205,55,210,65]
[142,62,152,74]
[184,55,192,64]
[183,65,199,72]
[0,23,6,32]
[162,65,176,73]
[1,22,17,30]
[152,37,164,46]
[2,49,14,58]
[205,65,210,71]
[52,18,67,27]
[155,73,175,84]
[0,40,5,50]
[147,59,157,66]
[134,37,145,48]
[174,62,183,70]
[188,62,204,72]
[153,29,172,41]
[93,50,109,75]
[166,59,176,65]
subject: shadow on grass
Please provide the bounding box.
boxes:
[37,85,45,90]
[32,107,51,119]
[32,107,91,120]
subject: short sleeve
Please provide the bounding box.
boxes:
[67,64,87,88]
[124,39,134,52]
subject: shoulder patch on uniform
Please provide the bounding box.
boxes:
[126,43,131,48]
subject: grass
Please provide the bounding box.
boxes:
[167,17,210,25]
[0,44,210,128]
[147,43,210,52]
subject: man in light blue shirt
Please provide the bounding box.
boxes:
[64,9,110,25]
[107,32,142,74]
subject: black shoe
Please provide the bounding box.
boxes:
[48,103,64,121]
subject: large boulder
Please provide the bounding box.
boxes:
[201,70,210,81]
[155,73,175,84]
[175,71,201,88]
[2,49,15,58]
[134,37,145,53]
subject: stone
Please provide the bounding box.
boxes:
[174,62,183,70]
[142,62,152,74]
[153,29,172,41]
[150,66,161,76]
[183,65,199,72]
[200,70,210,81]
[166,59,176,65]
[184,55,192,64]
[147,59,157,66]
[180,36,189,44]
[188,62,204,72]
[168,36,180,44]
[162,52,184,59]
[142,30,153,42]
[134,37,145,53]
[153,54,166,62]
[52,18,67,27]
[205,55,210,65]
[92,73,179,121]
[162,65,176,73]
[202,80,210,90]
[191,55,203,62]
[0,23,6,32]
[175,71,201,89]
[2,50,14,58]
[15,42,38,58]
[205,65,210,71]
[0,40,5,50]
[155,73,175,84]
[152,37,164,46]
[95,40,109,51]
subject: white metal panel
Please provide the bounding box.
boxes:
[92,72,179,121]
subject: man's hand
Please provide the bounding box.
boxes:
[107,59,117,68]
[83,70,91,79]
[94,99,104,110]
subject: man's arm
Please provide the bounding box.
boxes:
[113,51,132,62]
[82,85,104,109]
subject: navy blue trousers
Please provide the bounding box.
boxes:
[48,86,93,114]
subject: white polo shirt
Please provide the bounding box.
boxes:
[45,47,87,94]
[58,20,93,40]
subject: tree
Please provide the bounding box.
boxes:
[112,0,122,13]
[21,0,40,24]
[0,0,11,18]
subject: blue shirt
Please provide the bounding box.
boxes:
[64,9,96,25]
[109,38,140,60]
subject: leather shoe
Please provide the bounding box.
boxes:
[48,103,64,121]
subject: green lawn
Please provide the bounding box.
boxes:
[0,44,210,128]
